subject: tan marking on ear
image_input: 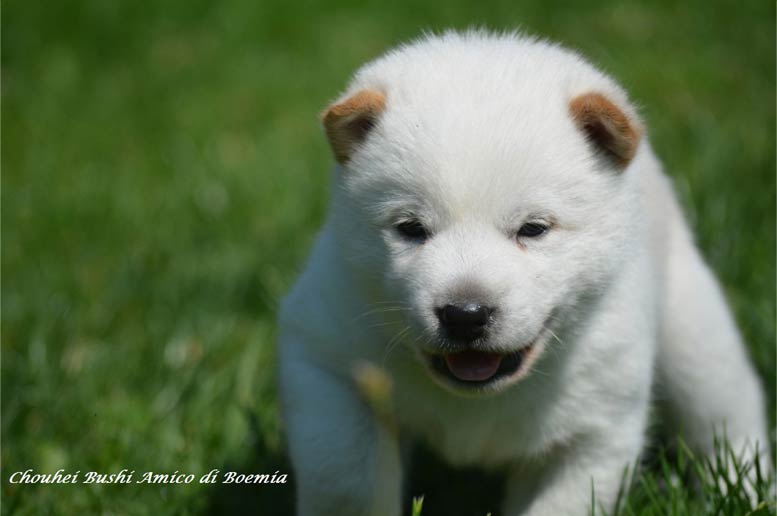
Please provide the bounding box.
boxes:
[569,92,641,169]
[321,89,386,164]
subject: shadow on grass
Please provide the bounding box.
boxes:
[403,443,505,516]
[203,411,296,515]
[202,425,506,516]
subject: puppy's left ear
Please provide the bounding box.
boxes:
[321,89,386,164]
[569,92,642,170]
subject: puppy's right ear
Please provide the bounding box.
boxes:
[321,90,386,164]
[569,92,641,170]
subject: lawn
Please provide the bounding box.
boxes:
[2,1,774,514]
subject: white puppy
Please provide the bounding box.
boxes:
[279,31,769,515]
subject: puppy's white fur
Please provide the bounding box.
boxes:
[279,31,769,515]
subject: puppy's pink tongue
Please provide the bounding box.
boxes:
[444,351,502,381]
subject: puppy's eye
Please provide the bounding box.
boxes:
[516,222,548,238]
[395,219,429,242]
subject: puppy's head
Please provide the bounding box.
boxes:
[322,34,643,394]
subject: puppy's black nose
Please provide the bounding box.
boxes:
[437,303,492,342]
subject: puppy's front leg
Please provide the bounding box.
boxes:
[502,430,643,516]
[280,339,401,516]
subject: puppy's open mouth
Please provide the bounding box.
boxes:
[427,346,534,388]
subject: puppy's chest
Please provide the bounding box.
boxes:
[410,414,527,467]
[391,377,551,467]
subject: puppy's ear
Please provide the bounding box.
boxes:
[321,89,386,164]
[569,92,641,170]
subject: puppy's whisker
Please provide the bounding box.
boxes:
[544,325,565,348]
[528,364,550,377]
[369,320,404,330]
[382,326,412,365]
[410,330,432,351]
[353,306,411,323]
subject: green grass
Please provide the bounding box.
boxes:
[610,440,774,516]
[2,1,774,514]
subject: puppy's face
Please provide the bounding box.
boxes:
[324,87,641,394]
